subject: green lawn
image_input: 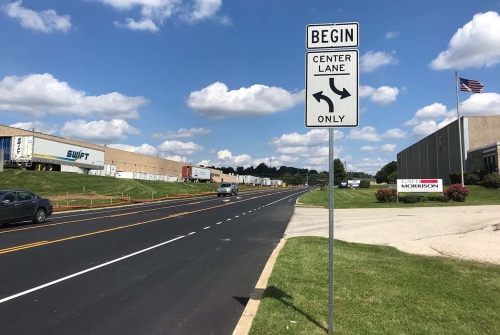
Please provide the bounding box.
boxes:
[249,237,500,335]
[0,169,259,206]
[298,185,500,209]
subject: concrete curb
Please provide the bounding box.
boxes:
[232,237,287,335]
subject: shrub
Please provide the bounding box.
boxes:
[450,172,480,185]
[359,180,370,188]
[464,173,480,185]
[484,173,500,188]
[375,188,397,203]
[400,195,419,203]
[444,183,470,202]
[429,195,449,202]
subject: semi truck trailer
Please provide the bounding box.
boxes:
[182,166,212,182]
[0,136,105,171]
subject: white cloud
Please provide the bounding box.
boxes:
[209,149,216,154]
[276,146,342,159]
[411,118,456,137]
[347,126,381,141]
[162,154,187,162]
[197,149,254,168]
[0,73,148,119]
[381,128,406,138]
[107,143,158,156]
[459,93,500,116]
[347,157,389,175]
[385,31,399,39]
[381,143,396,153]
[99,0,231,31]
[360,51,397,73]
[114,18,159,32]
[151,127,211,139]
[60,119,140,143]
[430,11,500,70]
[268,129,343,147]
[359,85,399,105]
[9,121,57,135]
[2,1,71,33]
[187,82,304,118]
[360,145,378,152]
[404,103,449,126]
[157,140,203,155]
[217,149,232,159]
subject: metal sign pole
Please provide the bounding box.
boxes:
[328,127,335,333]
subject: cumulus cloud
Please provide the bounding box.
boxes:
[9,121,57,135]
[360,51,397,73]
[359,85,399,105]
[107,143,158,156]
[430,11,500,70]
[411,119,456,137]
[360,145,378,152]
[2,1,71,33]
[459,93,500,116]
[381,128,406,138]
[60,119,140,143]
[276,146,342,159]
[187,82,304,118]
[381,143,396,153]
[404,103,450,126]
[99,0,231,32]
[385,31,399,39]
[347,126,381,141]
[114,18,159,32]
[162,154,187,162]
[151,127,211,139]
[0,73,148,119]
[268,129,343,147]
[157,140,203,155]
[347,157,389,175]
[209,149,216,154]
[197,149,254,168]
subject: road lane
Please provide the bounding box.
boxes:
[0,187,309,335]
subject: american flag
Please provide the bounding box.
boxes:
[459,77,484,93]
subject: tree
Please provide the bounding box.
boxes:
[375,161,397,184]
[333,158,347,185]
[280,172,294,185]
[293,173,304,185]
[387,171,397,184]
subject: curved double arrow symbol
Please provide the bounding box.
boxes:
[313,78,351,113]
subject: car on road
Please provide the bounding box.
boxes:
[0,190,53,226]
[217,182,238,197]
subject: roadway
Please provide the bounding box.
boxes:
[0,187,309,335]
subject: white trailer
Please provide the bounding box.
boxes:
[114,171,135,179]
[8,136,105,171]
[104,164,117,177]
[263,178,272,186]
[237,175,245,184]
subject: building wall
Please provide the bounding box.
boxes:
[467,149,484,172]
[397,116,500,185]
[0,124,237,182]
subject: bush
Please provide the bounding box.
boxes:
[375,188,397,203]
[464,173,480,185]
[429,195,449,203]
[450,172,480,185]
[444,183,470,202]
[400,195,419,203]
[359,180,370,188]
[484,173,500,188]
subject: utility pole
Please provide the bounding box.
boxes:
[306,171,309,186]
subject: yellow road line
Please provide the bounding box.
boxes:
[0,189,298,255]
[0,189,290,235]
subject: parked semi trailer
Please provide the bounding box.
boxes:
[182,166,212,182]
[0,136,105,171]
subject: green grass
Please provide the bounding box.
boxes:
[249,237,500,335]
[0,169,258,205]
[298,184,500,209]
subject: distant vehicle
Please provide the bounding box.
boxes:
[182,166,212,183]
[217,182,238,197]
[0,190,53,226]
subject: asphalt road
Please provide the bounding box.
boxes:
[0,187,309,335]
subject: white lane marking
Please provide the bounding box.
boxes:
[242,213,246,215]
[264,189,308,207]
[258,207,261,209]
[235,215,239,218]
[203,226,210,230]
[216,222,222,225]
[227,218,232,221]
[0,235,185,304]
[254,208,257,210]
[188,232,196,235]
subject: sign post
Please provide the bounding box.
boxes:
[306,22,359,334]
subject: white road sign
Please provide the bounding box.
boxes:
[305,50,359,127]
[307,22,359,49]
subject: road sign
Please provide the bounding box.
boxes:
[306,22,359,49]
[305,50,359,127]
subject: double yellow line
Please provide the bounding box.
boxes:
[0,189,295,255]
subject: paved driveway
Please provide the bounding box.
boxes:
[285,205,500,264]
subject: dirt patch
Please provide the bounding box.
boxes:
[47,194,116,200]
[492,223,500,232]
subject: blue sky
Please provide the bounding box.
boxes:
[1,0,500,174]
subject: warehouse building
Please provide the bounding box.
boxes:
[397,115,500,185]
[0,124,237,183]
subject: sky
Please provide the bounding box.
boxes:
[1,0,500,175]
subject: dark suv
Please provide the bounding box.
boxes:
[0,190,53,226]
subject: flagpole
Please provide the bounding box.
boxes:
[455,71,465,186]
